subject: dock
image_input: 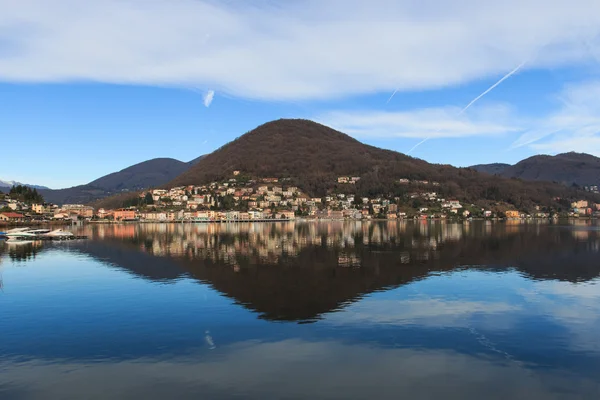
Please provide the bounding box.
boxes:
[1,235,88,241]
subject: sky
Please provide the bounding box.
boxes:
[2,0,600,189]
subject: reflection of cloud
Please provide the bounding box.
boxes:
[0,339,597,399]
[325,298,519,327]
[521,280,600,352]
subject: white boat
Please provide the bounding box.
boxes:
[4,227,32,236]
[44,229,75,239]
[5,228,51,239]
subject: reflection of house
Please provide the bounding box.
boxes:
[0,212,25,222]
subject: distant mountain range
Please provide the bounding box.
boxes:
[470,152,600,187]
[39,156,204,205]
[27,119,600,208]
[0,179,49,190]
[96,119,597,210]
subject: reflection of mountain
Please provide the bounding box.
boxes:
[40,221,600,322]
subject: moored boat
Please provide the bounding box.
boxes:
[44,229,75,239]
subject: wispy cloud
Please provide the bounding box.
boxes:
[509,80,600,151]
[318,104,520,140]
[407,60,527,153]
[203,90,215,107]
[1,0,600,100]
[321,77,600,157]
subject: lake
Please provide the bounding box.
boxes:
[1,220,600,399]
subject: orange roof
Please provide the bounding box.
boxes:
[1,212,24,218]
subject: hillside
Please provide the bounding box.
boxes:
[163,119,595,209]
[470,163,510,175]
[41,157,203,205]
[169,119,435,192]
[497,153,600,187]
[88,158,191,191]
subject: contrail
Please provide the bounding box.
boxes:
[407,60,527,154]
[459,60,527,115]
[386,89,399,104]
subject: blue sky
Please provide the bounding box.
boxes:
[2,0,600,189]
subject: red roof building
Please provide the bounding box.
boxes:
[0,212,25,222]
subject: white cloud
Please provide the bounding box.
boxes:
[203,89,215,107]
[316,78,600,156]
[318,104,520,139]
[1,0,600,100]
[510,80,600,152]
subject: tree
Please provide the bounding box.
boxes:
[144,192,154,205]
[9,185,44,203]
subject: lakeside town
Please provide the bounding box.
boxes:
[2,172,600,224]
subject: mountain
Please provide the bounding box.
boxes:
[163,119,595,209]
[470,163,510,175]
[169,118,436,192]
[0,179,49,190]
[471,152,600,187]
[40,157,202,205]
[501,153,600,187]
[88,158,191,192]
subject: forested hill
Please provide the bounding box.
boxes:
[164,119,596,208]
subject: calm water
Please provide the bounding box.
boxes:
[1,221,600,399]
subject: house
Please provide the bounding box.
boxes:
[97,209,111,219]
[505,210,520,219]
[233,170,240,176]
[0,212,25,222]
[442,200,462,209]
[571,200,588,209]
[249,211,263,220]
[330,211,344,220]
[32,204,45,214]
[113,209,137,221]
[280,210,296,220]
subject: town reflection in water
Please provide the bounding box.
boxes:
[1,220,600,399]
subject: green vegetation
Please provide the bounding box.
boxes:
[9,185,44,204]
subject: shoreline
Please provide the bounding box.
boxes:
[2,216,596,228]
